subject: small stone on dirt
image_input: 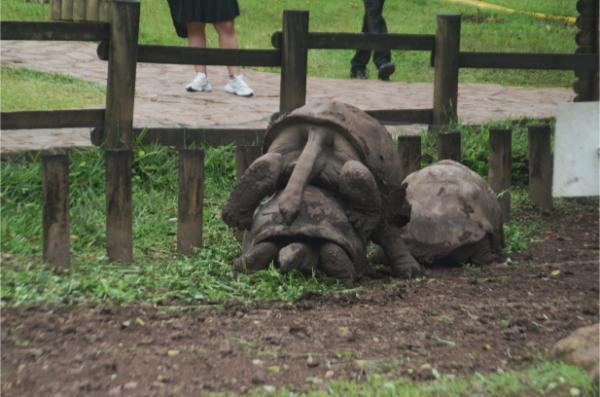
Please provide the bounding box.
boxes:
[123,382,137,390]
[306,355,319,368]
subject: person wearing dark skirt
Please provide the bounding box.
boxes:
[167,0,254,97]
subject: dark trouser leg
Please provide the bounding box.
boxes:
[350,11,371,71]
[365,0,391,68]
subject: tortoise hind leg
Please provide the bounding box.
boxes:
[279,242,318,276]
[338,160,382,239]
[233,241,279,273]
[222,153,283,230]
[319,243,356,288]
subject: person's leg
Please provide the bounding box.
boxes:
[212,20,241,76]
[213,20,254,96]
[365,0,395,80]
[187,21,207,74]
[350,7,371,78]
[185,22,213,92]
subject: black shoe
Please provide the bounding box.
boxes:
[377,62,395,81]
[350,69,368,80]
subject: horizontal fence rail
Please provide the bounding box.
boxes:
[1,109,105,129]
[91,127,265,147]
[0,21,110,41]
[366,109,433,125]
[459,52,599,71]
[96,43,281,67]
[271,32,435,51]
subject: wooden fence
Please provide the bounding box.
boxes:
[1,1,597,267]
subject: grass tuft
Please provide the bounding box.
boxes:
[0,67,106,111]
[218,360,597,396]
[1,145,346,306]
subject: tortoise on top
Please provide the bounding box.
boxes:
[223,100,420,278]
[400,160,504,266]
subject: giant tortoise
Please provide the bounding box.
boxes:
[400,160,504,266]
[235,185,369,286]
[222,100,420,277]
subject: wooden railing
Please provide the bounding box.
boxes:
[1,1,597,268]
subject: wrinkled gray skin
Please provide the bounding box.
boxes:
[373,160,504,267]
[235,185,368,287]
[222,100,420,278]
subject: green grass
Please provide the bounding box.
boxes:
[0,0,578,87]
[221,360,596,396]
[0,66,106,111]
[0,145,345,306]
[0,127,586,306]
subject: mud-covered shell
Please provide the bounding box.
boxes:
[244,185,366,268]
[266,101,406,219]
[400,160,503,263]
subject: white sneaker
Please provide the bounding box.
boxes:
[186,72,212,92]
[224,74,254,97]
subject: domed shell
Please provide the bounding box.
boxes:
[244,185,367,268]
[400,160,503,263]
[265,100,406,219]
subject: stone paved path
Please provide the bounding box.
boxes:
[1,41,574,153]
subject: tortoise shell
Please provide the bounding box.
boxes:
[266,100,409,224]
[244,185,367,268]
[400,160,503,264]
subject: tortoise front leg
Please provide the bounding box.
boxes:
[376,224,422,278]
[233,241,279,273]
[469,236,498,265]
[222,152,283,230]
[279,242,318,276]
[319,242,356,288]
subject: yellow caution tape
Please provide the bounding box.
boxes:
[446,0,576,25]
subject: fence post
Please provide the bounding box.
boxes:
[73,0,86,21]
[104,0,139,148]
[98,0,111,22]
[437,131,461,161]
[488,128,512,222]
[528,124,553,210]
[236,145,262,180]
[51,0,62,20]
[104,0,140,262]
[397,135,421,181]
[42,152,70,269]
[432,14,461,128]
[86,0,100,21]
[106,149,133,262]
[60,0,74,20]
[279,10,309,113]
[177,149,204,256]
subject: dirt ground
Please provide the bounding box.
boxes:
[1,202,598,396]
